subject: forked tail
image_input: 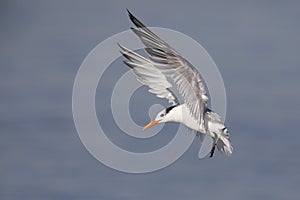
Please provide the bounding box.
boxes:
[216,127,233,156]
[205,110,233,157]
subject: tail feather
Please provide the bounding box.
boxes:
[216,128,233,156]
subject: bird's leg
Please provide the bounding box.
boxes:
[209,134,218,158]
[209,144,216,158]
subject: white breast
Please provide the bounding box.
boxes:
[166,104,206,133]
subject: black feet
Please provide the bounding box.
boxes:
[209,144,216,158]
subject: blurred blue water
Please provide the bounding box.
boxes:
[1,1,300,200]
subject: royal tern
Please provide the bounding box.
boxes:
[119,10,233,157]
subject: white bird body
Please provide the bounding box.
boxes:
[155,103,232,156]
[163,104,205,133]
[119,10,233,157]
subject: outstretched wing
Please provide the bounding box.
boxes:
[119,44,178,106]
[127,10,208,125]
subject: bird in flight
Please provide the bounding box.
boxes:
[119,10,232,158]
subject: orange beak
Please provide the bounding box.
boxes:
[143,120,160,131]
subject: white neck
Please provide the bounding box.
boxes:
[164,104,183,123]
[164,104,204,132]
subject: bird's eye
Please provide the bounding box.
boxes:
[160,113,165,117]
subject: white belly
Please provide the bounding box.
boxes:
[169,104,206,133]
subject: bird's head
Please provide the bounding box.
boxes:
[143,105,177,131]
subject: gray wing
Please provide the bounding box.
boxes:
[119,43,178,106]
[127,10,208,125]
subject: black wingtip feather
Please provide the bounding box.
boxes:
[126,9,133,17]
[120,51,132,62]
[126,9,146,29]
[123,60,134,69]
[117,42,123,50]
